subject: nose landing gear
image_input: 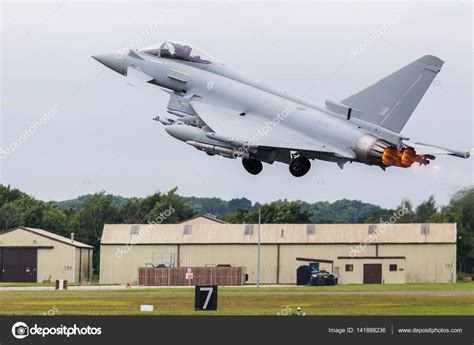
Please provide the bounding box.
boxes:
[242,158,263,175]
[289,155,311,177]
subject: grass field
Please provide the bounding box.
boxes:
[0,283,473,316]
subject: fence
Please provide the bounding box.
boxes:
[138,266,246,286]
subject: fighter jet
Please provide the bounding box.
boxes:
[93,41,470,177]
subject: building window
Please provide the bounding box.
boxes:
[345,264,353,272]
[368,225,376,234]
[421,224,430,235]
[244,224,254,235]
[389,264,397,272]
[306,224,316,235]
[130,225,140,235]
[183,225,192,235]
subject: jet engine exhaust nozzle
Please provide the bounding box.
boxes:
[355,134,432,168]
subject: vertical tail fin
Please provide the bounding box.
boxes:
[340,55,444,133]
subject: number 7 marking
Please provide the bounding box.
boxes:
[201,287,214,309]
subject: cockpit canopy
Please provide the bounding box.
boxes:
[139,41,218,64]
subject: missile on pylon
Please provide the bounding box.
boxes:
[153,116,175,125]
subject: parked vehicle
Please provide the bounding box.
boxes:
[308,271,338,286]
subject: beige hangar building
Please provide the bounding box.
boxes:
[0,227,93,283]
[99,216,457,285]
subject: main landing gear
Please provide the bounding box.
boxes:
[242,158,263,175]
[242,155,311,177]
[289,155,311,177]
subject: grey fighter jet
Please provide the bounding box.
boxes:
[93,41,470,177]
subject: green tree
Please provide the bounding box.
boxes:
[428,187,474,268]
[119,193,162,223]
[183,196,253,218]
[225,208,251,223]
[415,195,437,223]
[77,192,119,269]
[395,199,417,223]
[0,196,46,230]
[41,204,78,238]
[0,184,26,206]
[443,188,473,262]
[225,201,311,224]
[147,188,194,223]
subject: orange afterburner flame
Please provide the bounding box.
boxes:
[381,147,398,166]
[382,146,428,168]
[400,147,416,167]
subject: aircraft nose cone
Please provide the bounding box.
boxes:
[92,53,126,75]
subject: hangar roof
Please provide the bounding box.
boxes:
[100,223,456,245]
[177,215,227,225]
[0,227,93,248]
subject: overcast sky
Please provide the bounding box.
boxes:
[1,1,472,208]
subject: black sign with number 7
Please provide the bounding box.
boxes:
[195,285,218,311]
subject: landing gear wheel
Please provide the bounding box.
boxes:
[242,158,263,175]
[289,156,311,177]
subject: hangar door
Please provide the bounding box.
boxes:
[363,264,382,284]
[0,248,37,282]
